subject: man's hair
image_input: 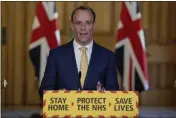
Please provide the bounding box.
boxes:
[71,6,96,23]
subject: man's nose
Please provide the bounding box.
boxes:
[81,24,86,30]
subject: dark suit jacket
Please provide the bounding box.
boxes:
[39,40,119,98]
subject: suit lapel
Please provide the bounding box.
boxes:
[68,40,79,78]
[83,42,101,89]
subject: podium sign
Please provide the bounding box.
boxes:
[43,91,138,117]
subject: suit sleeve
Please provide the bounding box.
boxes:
[105,53,119,90]
[39,50,57,99]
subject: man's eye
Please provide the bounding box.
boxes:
[87,22,92,25]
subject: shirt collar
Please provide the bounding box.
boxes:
[73,39,93,53]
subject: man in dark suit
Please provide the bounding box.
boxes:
[39,6,119,98]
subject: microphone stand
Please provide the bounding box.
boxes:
[78,71,81,90]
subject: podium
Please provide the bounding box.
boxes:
[42,90,138,117]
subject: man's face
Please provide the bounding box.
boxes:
[71,9,95,46]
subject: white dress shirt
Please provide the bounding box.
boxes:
[73,39,93,72]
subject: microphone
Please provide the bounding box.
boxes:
[78,71,81,90]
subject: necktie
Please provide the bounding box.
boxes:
[80,47,88,88]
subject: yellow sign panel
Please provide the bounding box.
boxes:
[43,91,138,117]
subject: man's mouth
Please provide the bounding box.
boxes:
[80,33,88,36]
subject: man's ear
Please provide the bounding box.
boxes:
[70,21,74,31]
[93,21,96,28]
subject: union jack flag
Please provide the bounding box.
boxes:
[115,2,149,92]
[29,2,61,86]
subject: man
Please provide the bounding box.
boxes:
[39,6,119,98]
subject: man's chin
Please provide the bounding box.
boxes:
[79,40,91,46]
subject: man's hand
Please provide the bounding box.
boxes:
[60,88,66,90]
[96,81,105,91]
